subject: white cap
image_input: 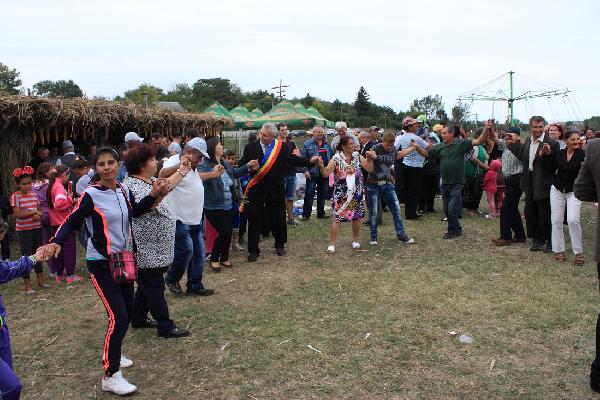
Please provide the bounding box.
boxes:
[186,137,209,158]
[124,132,144,143]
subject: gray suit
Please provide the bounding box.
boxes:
[508,134,559,245]
[573,138,600,390]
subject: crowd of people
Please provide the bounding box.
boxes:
[0,115,597,397]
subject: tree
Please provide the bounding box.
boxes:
[32,79,83,97]
[584,116,600,130]
[408,95,445,121]
[301,93,314,108]
[0,63,22,94]
[162,83,193,106]
[354,86,371,117]
[451,101,471,123]
[115,83,163,106]
[191,78,244,110]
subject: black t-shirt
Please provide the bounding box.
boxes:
[367,144,395,183]
[283,139,298,176]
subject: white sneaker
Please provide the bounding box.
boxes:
[352,242,361,249]
[102,370,137,395]
[369,240,378,245]
[120,355,133,368]
[326,245,335,254]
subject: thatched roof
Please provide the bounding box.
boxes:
[0,94,230,143]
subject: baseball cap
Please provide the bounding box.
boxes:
[416,115,427,124]
[432,124,443,133]
[124,132,144,143]
[368,126,379,132]
[186,137,209,158]
[402,116,419,128]
[62,140,74,149]
[507,126,521,136]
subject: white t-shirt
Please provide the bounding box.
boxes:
[163,154,204,225]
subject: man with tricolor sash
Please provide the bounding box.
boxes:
[239,123,320,262]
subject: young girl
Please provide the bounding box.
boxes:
[31,162,56,276]
[483,159,502,218]
[47,165,81,283]
[224,150,244,251]
[10,166,49,294]
[0,219,46,399]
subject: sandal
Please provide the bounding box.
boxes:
[220,261,233,268]
[210,261,222,272]
[554,252,566,262]
[575,253,585,266]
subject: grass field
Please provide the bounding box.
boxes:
[5,199,600,399]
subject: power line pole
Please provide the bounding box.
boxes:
[271,79,290,102]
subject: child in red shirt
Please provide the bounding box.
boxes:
[483,159,503,219]
[10,166,50,294]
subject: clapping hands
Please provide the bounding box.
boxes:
[310,156,321,164]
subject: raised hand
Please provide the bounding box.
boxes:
[179,156,192,174]
[292,148,301,157]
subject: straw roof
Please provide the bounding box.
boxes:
[0,94,230,141]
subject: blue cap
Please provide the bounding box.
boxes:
[507,126,521,135]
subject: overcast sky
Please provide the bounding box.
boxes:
[2,0,597,122]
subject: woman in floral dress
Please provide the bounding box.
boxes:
[318,135,375,253]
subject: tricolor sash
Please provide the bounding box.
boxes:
[239,139,283,212]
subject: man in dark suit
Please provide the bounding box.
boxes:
[508,116,559,252]
[574,138,600,393]
[239,123,319,262]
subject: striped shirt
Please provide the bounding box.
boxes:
[497,140,522,176]
[10,192,41,231]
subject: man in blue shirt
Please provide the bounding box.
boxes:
[300,125,332,220]
[394,116,432,220]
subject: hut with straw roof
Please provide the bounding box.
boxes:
[0,94,229,196]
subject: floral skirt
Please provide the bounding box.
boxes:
[332,178,365,222]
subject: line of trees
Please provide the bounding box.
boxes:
[2,62,597,131]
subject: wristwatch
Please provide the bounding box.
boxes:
[176,169,187,177]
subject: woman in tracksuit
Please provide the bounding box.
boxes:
[40,147,169,396]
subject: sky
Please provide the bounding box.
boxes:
[1,0,598,123]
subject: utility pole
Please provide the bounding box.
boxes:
[271,79,290,102]
[142,92,149,109]
[508,71,514,127]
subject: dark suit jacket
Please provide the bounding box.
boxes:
[239,140,312,202]
[574,139,600,262]
[508,134,558,200]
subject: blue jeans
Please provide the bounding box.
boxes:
[166,220,205,291]
[366,183,406,241]
[283,175,296,201]
[442,183,463,234]
[302,175,327,218]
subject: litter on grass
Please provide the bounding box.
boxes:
[307,345,321,353]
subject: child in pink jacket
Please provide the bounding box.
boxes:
[483,159,502,218]
[47,165,82,283]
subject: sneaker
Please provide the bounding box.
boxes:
[101,370,137,396]
[352,242,361,249]
[397,234,415,244]
[326,245,335,254]
[205,253,211,261]
[66,275,84,284]
[287,219,300,226]
[369,240,378,245]
[232,242,244,251]
[120,355,133,368]
[441,216,448,221]
[55,276,63,283]
[166,281,183,295]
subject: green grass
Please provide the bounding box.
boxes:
[5,199,600,399]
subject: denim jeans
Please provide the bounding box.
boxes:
[442,183,463,234]
[302,175,327,218]
[166,220,205,291]
[366,183,406,241]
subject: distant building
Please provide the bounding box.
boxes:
[155,101,186,112]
